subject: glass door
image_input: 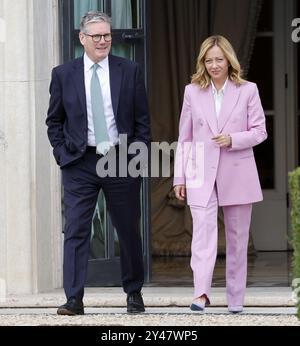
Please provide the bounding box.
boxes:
[59,0,150,285]
[247,0,288,250]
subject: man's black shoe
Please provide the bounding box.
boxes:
[57,298,84,315]
[127,292,145,313]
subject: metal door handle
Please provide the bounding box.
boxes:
[122,32,144,40]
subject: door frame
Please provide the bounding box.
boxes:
[251,0,291,251]
[252,0,299,250]
[58,0,151,286]
[286,0,299,246]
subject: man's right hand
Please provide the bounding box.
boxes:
[174,185,186,201]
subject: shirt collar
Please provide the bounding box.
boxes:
[211,77,228,95]
[84,53,109,72]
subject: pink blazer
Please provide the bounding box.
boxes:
[173,80,267,207]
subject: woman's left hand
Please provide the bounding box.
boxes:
[212,134,232,148]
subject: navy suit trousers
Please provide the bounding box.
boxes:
[61,149,144,300]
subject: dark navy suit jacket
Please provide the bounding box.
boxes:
[46,55,151,168]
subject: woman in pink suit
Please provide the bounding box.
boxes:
[174,35,267,313]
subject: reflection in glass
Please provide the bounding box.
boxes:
[75,44,84,58]
[254,116,274,189]
[90,190,107,259]
[112,43,134,60]
[114,229,120,257]
[74,42,134,64]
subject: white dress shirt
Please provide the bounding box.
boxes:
[211,78,228,119]
[84,53,119,146]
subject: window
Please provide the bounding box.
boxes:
[62,0,144,62]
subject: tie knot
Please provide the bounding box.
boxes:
[93,64,99,72]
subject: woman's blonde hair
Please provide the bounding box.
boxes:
[191,35,246,88]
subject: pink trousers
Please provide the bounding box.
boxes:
[189,186,252,307]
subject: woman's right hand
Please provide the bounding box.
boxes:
[174,185,186,201]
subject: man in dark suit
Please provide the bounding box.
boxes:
[46,11,150,315]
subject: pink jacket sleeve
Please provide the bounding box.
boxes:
[230,83,267,150]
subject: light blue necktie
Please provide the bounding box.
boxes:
[91,64,110,155]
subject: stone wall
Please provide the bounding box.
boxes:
[0,0,62,294]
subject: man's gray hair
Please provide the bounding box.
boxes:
[80,11,112,33]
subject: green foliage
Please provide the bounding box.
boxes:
[289,167,300,320]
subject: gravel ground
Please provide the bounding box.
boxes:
[0,313,299,326]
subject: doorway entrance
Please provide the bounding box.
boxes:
[148,0,299,285]
[250,0,290,251]
[60,0,150,286]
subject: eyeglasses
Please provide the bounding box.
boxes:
[84,33,112,43]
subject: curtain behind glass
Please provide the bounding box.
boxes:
[74,0,104,29]
[150,0,263,143]
[149,0,209,258]
[150,0,262,257]
[111,0,132,29]
[149,0,209,143]
[74,0,134,29]
[111,0,133,58]
[211,0,263,75]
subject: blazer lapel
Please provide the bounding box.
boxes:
[108,55,122,118]
[198,85,218,136]
[71,57,87,118]
[217,80,241,132]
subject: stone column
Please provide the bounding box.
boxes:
[0,0,62,294]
